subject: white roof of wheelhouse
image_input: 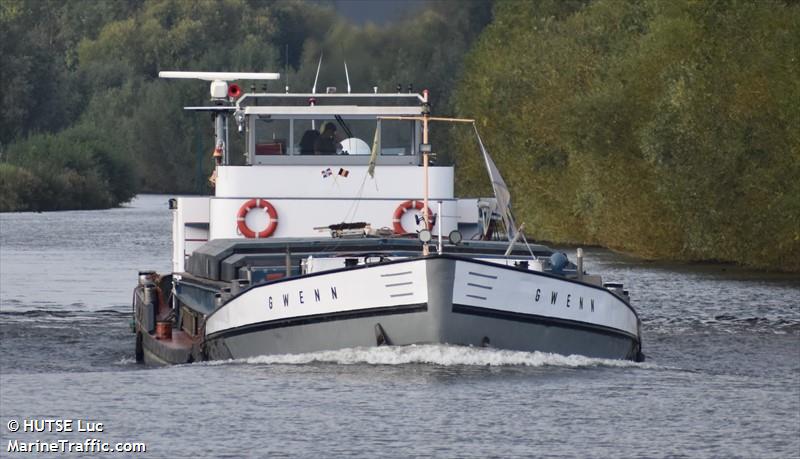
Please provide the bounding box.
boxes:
[242,106,423,116]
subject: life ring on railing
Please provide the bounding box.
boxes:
[393,200,435,234]
[236,198,278,238]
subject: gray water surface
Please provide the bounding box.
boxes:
[1,195,798,458]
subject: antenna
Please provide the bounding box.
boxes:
[285,44,289,93]
[312,52,324,94]
[344,60,351,94]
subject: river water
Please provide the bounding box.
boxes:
[1,194,798,458]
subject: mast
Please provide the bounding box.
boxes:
[158,70,281,180]
[379,91,473,256]
[422,90,430,256]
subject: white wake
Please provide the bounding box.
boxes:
[208,344,653,369]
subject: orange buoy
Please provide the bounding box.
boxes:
[393,200,435,234]
[236,198,278,238]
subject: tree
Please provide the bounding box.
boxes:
[455,0,799,270]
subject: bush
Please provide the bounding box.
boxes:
[0,163,40,212]
[1,123,136,211]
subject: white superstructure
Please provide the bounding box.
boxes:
[163,74,487,272]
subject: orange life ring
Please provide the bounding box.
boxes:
[393,200,435,234]
[237,198,278,238]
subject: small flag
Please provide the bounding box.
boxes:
[368,122,380,178]
[338,168,349,178]
[321,168,332,178]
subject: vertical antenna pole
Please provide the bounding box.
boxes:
[312,52,323,95]
[224,114,229,165]
[311,52,323,131]
[285,44,289,93]
[344,61,351,94]
[422,90,430,256]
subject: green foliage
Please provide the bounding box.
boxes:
[0,0,138,145]
[0,163,40,212]
[1,123,135,211]
[456,0,800,270]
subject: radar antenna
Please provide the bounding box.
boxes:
[158,71,280,81]
[158,70,280,171]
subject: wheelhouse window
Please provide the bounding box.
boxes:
[254,117,290,155]
[293,119,376,155]
[248,115,419,162]
[380,120,415,156]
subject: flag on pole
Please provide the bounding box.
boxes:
[473,124,517,241]
[338,168,349,177]
[321,168,332,178]
[368,122,380,178]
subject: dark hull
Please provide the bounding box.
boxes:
[204,300,640,361]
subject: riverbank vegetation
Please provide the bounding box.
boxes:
[1,0,796,270]
[0,123,135,210]
[454,0,799,271]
